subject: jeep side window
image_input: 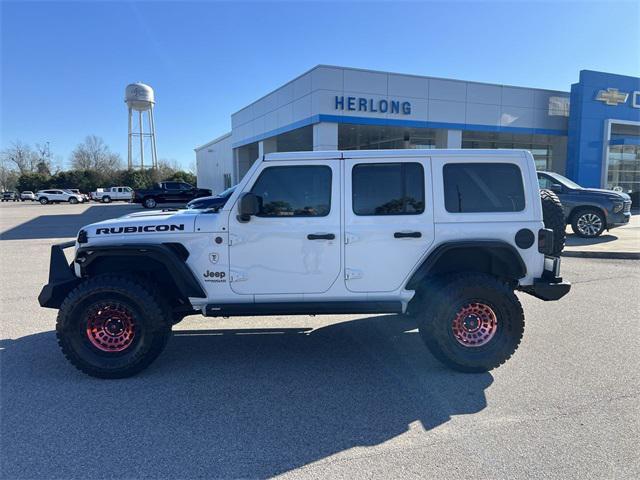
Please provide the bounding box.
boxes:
[250,165,331,217]
[352,162,425,215]
[443,163,525,213]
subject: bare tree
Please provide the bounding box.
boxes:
[70,135,122,173]
[0,141,38,174]
[0,164,19,191]
[34,142,54,175]
[156,158,180,178]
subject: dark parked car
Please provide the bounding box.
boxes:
[186,186,236,210]
[133,181,212,209]
[537,171,632,238]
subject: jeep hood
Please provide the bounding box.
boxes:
[83,209,200,237]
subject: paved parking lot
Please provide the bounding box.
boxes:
[1,202,639,479]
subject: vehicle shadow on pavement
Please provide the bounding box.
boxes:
[0,314,492,479]
[565,233,619,246]
[0,205,140,240]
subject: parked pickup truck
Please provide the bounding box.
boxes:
[91,186,133,203]
[133,181,212,208]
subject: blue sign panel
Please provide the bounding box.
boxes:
[335,96,411,115]
[566,70,640,188]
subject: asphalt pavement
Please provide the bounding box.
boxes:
[1,202,639,479]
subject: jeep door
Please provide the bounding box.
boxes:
[344,156,434,292]
[228,160,341,295]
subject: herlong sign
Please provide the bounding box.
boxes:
[335,96,412,115]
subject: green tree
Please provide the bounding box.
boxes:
[164,170,197,186]
[16,172,51,192]
[51,169,107,192]
[116,169,156,190]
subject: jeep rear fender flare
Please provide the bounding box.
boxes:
[76,243,206,300]
[405,241,527,290]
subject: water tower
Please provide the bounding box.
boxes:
[125,83,158,169]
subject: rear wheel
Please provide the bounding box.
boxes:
[102,196,111,203]
[39,197,49,205]
[416,273,524,372]
[56,275,172,378]
[571,208,605,238]
[540,188,566,255]
[143,197,157,209]
[69,197,79,204]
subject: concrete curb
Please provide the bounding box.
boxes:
[562,251,640,260]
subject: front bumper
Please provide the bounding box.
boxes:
[38,241,80,309]
[607,211,631,229]
[519,256,571,301]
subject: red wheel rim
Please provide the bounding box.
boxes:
[86,303,136,352]
[452,302,497,347]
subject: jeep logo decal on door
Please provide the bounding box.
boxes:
[203,270,226,283]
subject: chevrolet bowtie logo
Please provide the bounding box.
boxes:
[595,88,629,106]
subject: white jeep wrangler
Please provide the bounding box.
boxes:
[39,149,570,378]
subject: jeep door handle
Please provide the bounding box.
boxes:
[394,231,422,238]
[307,233,335,240]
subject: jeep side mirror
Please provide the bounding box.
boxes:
[237,193,260,222]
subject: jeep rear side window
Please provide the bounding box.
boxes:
[443,163,525,213]
[352,163,425,215]
[250,165,332,217]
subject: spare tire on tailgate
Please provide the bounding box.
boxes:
[540,189,566,256]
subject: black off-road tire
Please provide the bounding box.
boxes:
[571,207,606,238]
[540,188,566,255]
[416,273,525,373]
[56,275,172,379]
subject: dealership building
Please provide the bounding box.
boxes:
[195,66,640,195]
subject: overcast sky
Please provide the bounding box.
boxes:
[2,0,639,169]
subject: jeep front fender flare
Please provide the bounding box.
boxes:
[76,243,206,300]
[405,241,527,290]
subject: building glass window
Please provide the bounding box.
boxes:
[607,145,640,194]
[462,140,551,170]
[443,163,525,213]
[339,124,436,150]
[352,163,425,215]
[251,165,332,217]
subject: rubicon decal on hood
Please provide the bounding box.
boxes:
[96,224,185,234]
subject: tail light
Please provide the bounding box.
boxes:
[538,228,554,255]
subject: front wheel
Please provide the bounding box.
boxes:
[39,197,49,205]
[56,275,172,378]
[69,197,79,204]
[571,208,605,238]
[143,197,157,209]
[102,196,111,203]
[417,273,524,372]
